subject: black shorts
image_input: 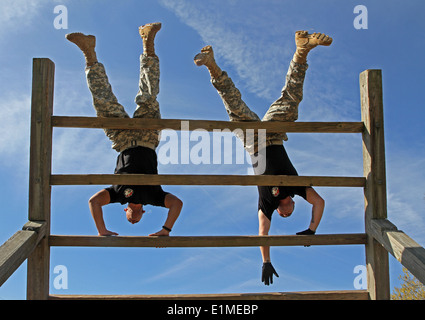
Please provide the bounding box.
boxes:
[106,146,169,206]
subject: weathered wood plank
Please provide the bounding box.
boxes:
[49,290,369,300]
[0,221,48,286]
[360,69,390,300]
[49,234,367,248]
[369,219,425,285]
[0,231,37,286]
[52,116,364,133]
[27,58,54,300]
[50,174,366,187]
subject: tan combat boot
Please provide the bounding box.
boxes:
[193,45,223,79]
[65,32,97,67]
[293,31,333,64]
[139,22,162,57]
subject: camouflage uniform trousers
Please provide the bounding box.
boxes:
[85,54,161,152]
[211,60,308,154]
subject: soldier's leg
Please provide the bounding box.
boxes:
[122,23,163,151]
[263,31,332,140]
[194,45,263,155]
[133,22,161,120]
[262,61,308,125]
[66,33,129,149]
[66,33,129,119]
[194,45,260,123]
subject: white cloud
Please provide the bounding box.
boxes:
[159,0,358,129]
[140,249,243,286]
[0,0,40,24]
[0,0,48,35]
[0,95,31,166]
[51,69,119,174]
[52,128,116,174]
[159,0,295,100]
[0,0,71,40]
[386,156,425,245]
[141,254,200,284]
[0,72,117,176]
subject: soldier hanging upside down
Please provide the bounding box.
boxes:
[66,23,183,237]
[194,30,332,285]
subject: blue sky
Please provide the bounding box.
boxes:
[1,0,424,299]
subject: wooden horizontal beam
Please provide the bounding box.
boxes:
[49,234,367,248]
[49,290,369,300]
[52,116,364,133]
[0,221,47,286]
[50,174,366,187]
[368,219,425,285]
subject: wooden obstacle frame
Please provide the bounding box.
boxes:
[1,58,425,300]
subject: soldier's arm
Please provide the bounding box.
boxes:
[149,193,183,236]
[258,209,271,262]
[88,189,118,236]
[305,187,325,232]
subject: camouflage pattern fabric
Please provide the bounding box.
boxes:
[211,60,308,154]
[86,54,161,152]
[210,70,261,154]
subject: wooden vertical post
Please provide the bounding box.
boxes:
[27,58,55,300]
[360,69,390,300]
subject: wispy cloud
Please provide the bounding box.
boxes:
[52,128,115,174]
[139,249,249,289]
[159,0,296,100]
[386,155,425,244]
[0,95,31,167]
[0,72,116,176]
[141,254,200,284]
[51,70,118,174]
[159,0,358,125]
[0,0,67,38]
[0,0,40,26]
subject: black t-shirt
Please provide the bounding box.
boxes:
[105,146,169,207]
[252,145,307,220]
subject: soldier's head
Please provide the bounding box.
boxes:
[124,203,145,224]
[277,196,295,218]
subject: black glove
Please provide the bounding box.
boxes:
[296,228,315,247]
[261,262,279,285]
